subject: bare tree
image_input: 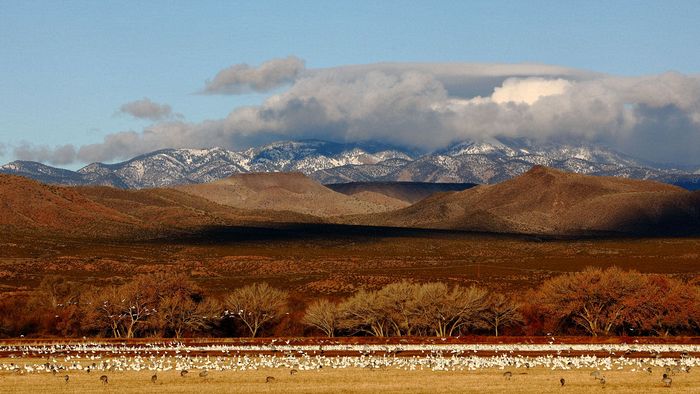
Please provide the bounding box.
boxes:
[535,267,645,336]
[339,289,391,337]
[82,286,126,338]
[482,293,522,336]
[158,296,217,338]
[377,281,422,336]
[33,276,82,309]
[148,272,210,338]
[302,299,340,337]
[29,276,85,336]
[625,275,700,336]
[119,279,157,338]
[224,283,288,337]
[414,283,488,337]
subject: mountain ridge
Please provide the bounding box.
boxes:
[2,138,699,189]
[2,166,699,238]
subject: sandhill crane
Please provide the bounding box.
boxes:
[599,376,606,386]
[290,369,298,375]
[590,370,601,380]
[64,375,69,383]
[199,370,208,378]
[662,374,672,387]
[100,375,109,384]
[266,376,275,383]
[151,374,157,383]
[560,378,565,387]
[180,370,189,377]
[503,371,512,380]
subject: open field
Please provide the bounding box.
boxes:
[3,366,700,393]
[1,340,699,393]
[2,228,699,296]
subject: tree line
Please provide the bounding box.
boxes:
[0,267,698,338]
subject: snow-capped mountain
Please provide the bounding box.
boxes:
[1,138,698,188]
[311,137,680,184]
[0,160,87,186]
[0,140,415,188]
[76,147,250,188]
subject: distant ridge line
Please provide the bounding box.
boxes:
[2,138,700,189]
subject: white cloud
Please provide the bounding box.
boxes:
[491,78,572,105]
[16,61,700,166]
[13,143,77,165]
[118,98,178,121]
[202,56,305,94]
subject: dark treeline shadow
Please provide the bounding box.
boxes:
[153,223,501,245]
[149,222,700,246]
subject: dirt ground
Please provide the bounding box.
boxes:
[2,228,699,296]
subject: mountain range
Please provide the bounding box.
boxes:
[2,165,698,238]
[2,138,700,189]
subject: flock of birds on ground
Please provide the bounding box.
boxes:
[0,341,697,388]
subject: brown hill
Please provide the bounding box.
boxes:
[78,186,316,230]
[365,166,700,235]
[0,174,138,236]
[177,172,406,217]
[0,174,314,238]
[326,181,476,204]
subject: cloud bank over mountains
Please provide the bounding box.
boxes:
[13,58,700,166]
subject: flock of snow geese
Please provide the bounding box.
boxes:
[0,341,698,387]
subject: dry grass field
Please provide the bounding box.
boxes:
[1,339,699,393]
[1,362,699,393]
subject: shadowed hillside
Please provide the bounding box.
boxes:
[361,166,700,235]
[326,181,476,203]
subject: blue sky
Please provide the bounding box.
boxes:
[1,1,700,167]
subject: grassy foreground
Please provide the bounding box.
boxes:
[0,364,698,394]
